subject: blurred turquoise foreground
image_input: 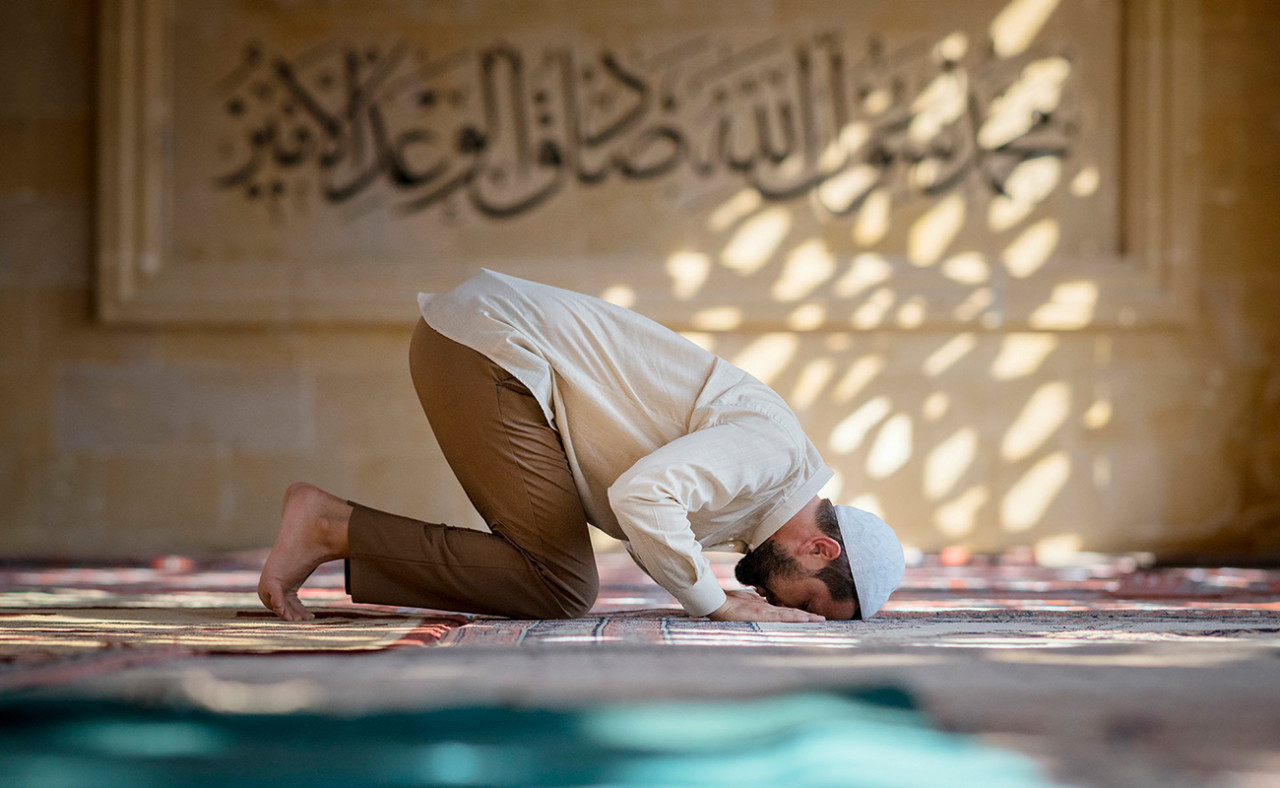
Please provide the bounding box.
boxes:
[0,688,1066,787]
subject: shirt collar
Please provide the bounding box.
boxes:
[746,465,835,550]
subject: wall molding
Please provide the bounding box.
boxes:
[96,0,1200,331]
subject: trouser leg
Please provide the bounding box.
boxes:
[344,318,597,619]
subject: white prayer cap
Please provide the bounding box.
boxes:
[833,505,905,619]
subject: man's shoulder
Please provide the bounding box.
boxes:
[420,268,522,311]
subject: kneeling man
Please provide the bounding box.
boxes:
[259,269,905,623]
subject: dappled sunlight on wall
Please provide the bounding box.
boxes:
[1001,382,1071,462]
[1002,451,1072,532]
[990,0,1063,58]
[665,252,711,300]
[579,0,1134,553]
[721,208,792,275]
[700,326,1109,551]
[925,428,978,501]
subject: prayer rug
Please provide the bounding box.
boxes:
[0,610,462,692]
[438,553,1280,647]
[437,606,1280,648]
[0,558,464,691]
[0,608,460,657]
[4,550,1280,690]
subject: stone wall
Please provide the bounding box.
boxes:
[1,0,1277,558]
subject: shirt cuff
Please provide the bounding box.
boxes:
[678,572,728,618]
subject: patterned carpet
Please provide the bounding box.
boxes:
[3,549,1278,690]
[0,558,466,691]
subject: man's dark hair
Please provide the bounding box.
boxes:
[814,499,857,608]
[735,499,858,615]
[734,539,797,589]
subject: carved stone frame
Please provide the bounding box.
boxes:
[96,0,1200,330]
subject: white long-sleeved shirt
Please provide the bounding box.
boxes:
[418,269,833,617]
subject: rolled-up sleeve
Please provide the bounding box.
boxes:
[606,414,798,617]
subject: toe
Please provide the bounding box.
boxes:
[282,594,312,622]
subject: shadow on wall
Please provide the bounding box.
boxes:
[583,0,1134,559]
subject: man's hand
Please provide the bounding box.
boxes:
[708,589,825,623]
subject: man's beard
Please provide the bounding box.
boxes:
[734,539,803,589]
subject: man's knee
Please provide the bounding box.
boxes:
[555,591,596,619]
[540,570,599,619]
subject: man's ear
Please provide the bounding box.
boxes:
[810,535,842,561]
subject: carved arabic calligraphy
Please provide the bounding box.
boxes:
[212,33,1079,220]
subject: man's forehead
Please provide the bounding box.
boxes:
[761,579,860,620]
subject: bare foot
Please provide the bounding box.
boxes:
[257,482,352,622]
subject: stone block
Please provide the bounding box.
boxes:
[0,285,40,363]
[55,362,309,452]
[1164,446,1237,531]
[297,327,416,372]
[988,445,1102,549]
[0,194,91,286]
[0,116,90,194]
[344,448,485,532]
[188,368,313,453]
[29,451,106,552]
[100,453,223,551]
[220,452,351,549]
[155,330,301,369]
[0,361,52,455]
[35,286,155,364]
[0,0,92,117]
[54,364,186,450]
[1096,443,1171,546]
[0,447,36,550]
[311,369,434,454]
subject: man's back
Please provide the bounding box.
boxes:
[419,269,722,429]
[420,270,739,513]
[419,269,832,614]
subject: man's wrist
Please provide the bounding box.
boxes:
[678,573,728,618]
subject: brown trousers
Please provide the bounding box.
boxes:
[343,318,599,618]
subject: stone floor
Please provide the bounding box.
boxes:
[2,550,1279,787]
